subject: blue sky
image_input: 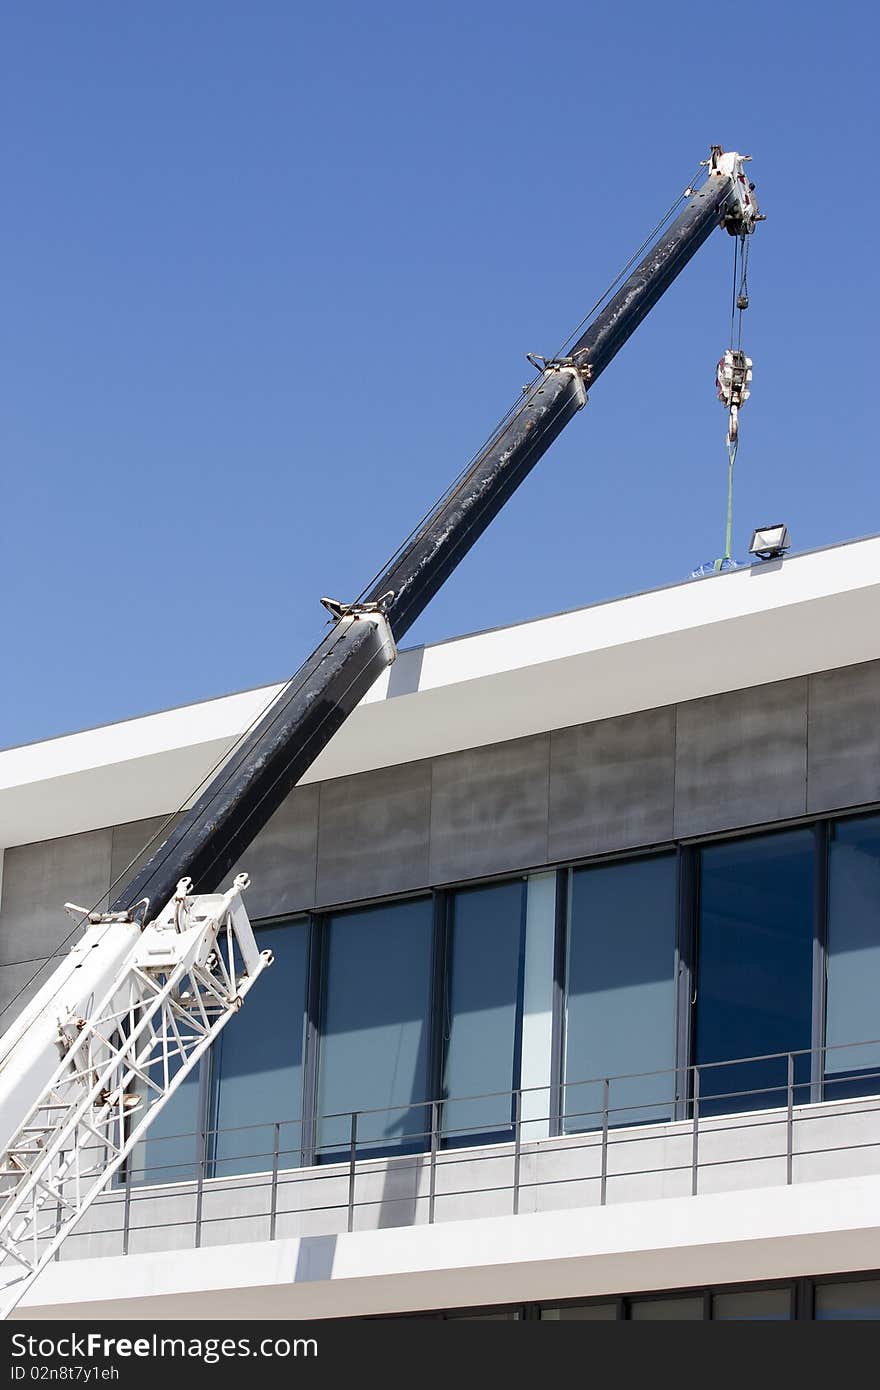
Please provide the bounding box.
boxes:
[2,3,877,747]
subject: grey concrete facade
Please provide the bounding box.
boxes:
[807,660,880,813]
[548,707,676,860]
[2,657,880,1023]
[429,734,551,884]
[316,761,431,907]
[0,817,176,1023]
[673,676,809,838]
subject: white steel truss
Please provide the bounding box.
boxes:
[0,875,271,1320]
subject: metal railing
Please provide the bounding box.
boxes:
[57,1036,880,1260]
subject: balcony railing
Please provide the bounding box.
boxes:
[53,1036,880,1262]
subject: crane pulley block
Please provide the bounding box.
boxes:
[716,348,753,441]
[705,147,763,235]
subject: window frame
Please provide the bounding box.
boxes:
[689,822,819,1116]
[311,894,436,1163]
[560,850,681,1135]
[205,913,311,1179]
[437,877,529,1149]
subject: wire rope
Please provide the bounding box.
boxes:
[352,162,709,606]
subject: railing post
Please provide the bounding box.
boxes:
[691,1066,700,1197]
[786,1052,794,1186]
[600,1079,610,1207]
[194,1129,206,1249]
[269,1122,281,1241]
[347,1112,358,1233]
[512,1089,522,1216]
[428,1100,439,1225]
[122,1169,132,1256]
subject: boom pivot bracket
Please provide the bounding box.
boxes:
[704,147,763,235]
[319,595,398,664]
[525,353,591,407]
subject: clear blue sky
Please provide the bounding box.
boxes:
[2,3,877,747]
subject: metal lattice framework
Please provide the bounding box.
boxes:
[0,876,271,1320]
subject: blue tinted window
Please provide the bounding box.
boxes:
[564,855,677,1131]
[317,899,433,1156]
[129,968,203,1186]
[826,815,880,1098]
[696,829,814,1112]
[442,881,525,1143]
[211,920,308,1177]
[130,1058,202,1186]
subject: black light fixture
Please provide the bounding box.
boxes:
[749,524,791,561]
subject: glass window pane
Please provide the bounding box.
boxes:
[520,872,556,1141]
[442,881,525,1143]
[211,920,308,1178]
[130,1059,201,1186]
[712,1288,791,1320]
[629,1296,704,1320]
[541,1303,618,1320]
[317,898,433,1155]
[826,815,880,1098]
[814,1279,880,1320]
[130,969,203,1187]
[696,829,814,1114]
[564,855,677,1132]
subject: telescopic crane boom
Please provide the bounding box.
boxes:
[0,148,760,1317]
[115,147,760,920]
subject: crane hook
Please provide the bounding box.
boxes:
[716,348,752,444]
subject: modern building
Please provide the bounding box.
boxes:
[2,534,880,1321]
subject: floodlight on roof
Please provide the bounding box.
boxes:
[749,524,791,561]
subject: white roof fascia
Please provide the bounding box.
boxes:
[2,535,880,847]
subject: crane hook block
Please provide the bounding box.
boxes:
[717,349,752,408]
[716,348,752,443]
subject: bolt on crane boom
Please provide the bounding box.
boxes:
[0,148,760,1318]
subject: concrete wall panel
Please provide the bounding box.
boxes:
[0,828,112,969]
[110,816,174,902]
[316,762,431,908]
[429,735,550,883]
[549,708,675,861]
[807,659,880,813]
[231,784,320,921]
[674,678,808,838]
[0,957,59,1032]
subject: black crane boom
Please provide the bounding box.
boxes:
[115,152,760,919]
